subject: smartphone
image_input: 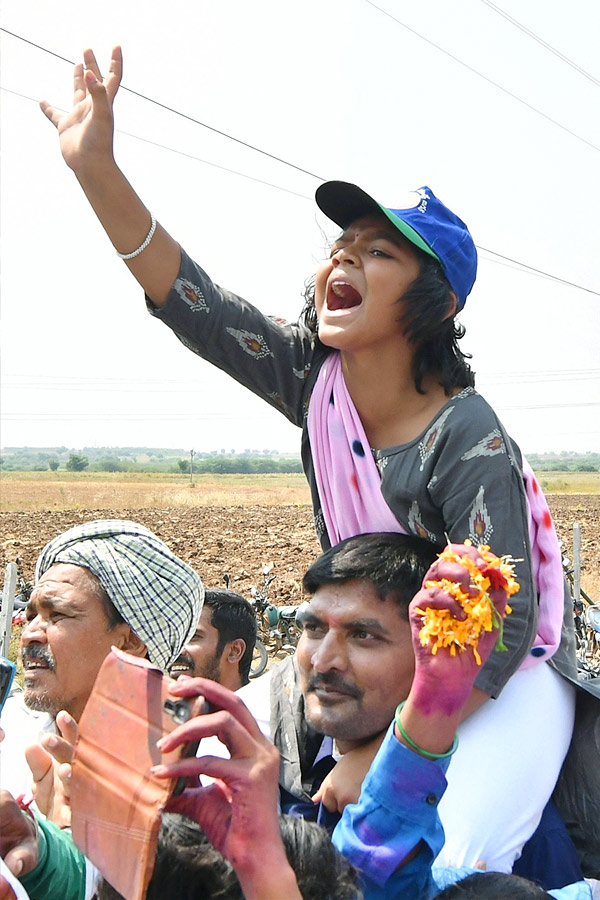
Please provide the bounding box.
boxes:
[162,695,206,796]
[70,647,206,900]
[0,657,16,714]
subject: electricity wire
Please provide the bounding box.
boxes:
[2,87,312,202]
[3,401,599,421]
[478,0,600,88]
[4,369,600,389]
[360,0,600,154]
[0,27,325,181]
[2,30,599,297]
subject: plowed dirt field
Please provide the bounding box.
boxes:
[1,495,598,602]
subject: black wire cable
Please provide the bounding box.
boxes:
[4,400,599,419]
[478,0,600,88]
[360,0,600,154]
[1,87,313,202]
[0,27,326,181]
[477,247,599,296]
[2,37,599,298]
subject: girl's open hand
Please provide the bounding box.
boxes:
[40,47,122,173]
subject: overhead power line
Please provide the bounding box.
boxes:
[360,0,600,155]
[1,411,287,422]
[6,93,314,208]
[4,369,600,390]
[0,27,325,181]
[477,247,600,296]
[4,401,599,421]
[498,402,600,411]
[2,35,599,298]
[479,0,600,88]
[1,88,313,202]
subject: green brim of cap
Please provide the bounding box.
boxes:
[376,203,440,264]
[315,181,440,265]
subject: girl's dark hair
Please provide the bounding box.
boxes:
[299,250,475,396]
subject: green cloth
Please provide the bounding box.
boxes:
[20,816,86,900]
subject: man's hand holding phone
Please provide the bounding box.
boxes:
[154,677,303,900]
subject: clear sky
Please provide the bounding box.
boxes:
[1,0,599,454]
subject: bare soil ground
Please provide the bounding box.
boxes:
[1,494,599,602]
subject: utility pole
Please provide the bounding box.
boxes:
[189,449,195,485]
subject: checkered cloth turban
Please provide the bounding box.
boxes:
[35,520,204,671]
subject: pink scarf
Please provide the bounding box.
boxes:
[307,352,564,664]
[519,458,565,667]
[307,353,404,544]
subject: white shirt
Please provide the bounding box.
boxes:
[0,687,56,798]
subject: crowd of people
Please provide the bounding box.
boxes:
[1,45,598,900]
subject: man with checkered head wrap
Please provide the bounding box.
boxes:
[18,519,203,723]
[34,519,204,673]
[1,519,204,799]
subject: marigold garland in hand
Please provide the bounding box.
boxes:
[416,541,520,665]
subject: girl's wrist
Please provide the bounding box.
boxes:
[395,701,459,760]
[74,154,120,185]
[408,676,472,717]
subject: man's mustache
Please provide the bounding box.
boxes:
[21,643,56,671]
[306,671,362,699]
[170,652,194,673]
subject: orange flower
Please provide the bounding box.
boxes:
[416,541,519,665]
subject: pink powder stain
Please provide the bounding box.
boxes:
[357,819,383,846]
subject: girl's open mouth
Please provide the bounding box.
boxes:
[327,280,362,311]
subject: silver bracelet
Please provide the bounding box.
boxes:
[116,214,157,260]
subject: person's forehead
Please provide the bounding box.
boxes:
[31,563,102,610]
[190,605,218,639]
[35,563,93,592]
[337,214,406,246]
[308,580,401,623]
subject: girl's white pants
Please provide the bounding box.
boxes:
[436,662,576,873]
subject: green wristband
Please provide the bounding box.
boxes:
[394,701,459,760]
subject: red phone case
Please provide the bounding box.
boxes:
[70,647,188,900]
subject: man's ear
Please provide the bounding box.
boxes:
[226,638,246,665]
[111,624,148,659]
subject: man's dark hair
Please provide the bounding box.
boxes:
[302,533,441,620]
[97,813,240,900]
[204,589,257,686]
[299,245,474,396]
[98,813,361,900]
[433,872,553,899]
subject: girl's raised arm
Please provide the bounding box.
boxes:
[40,47,179,307]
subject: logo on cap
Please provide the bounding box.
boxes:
[395,188,431,214]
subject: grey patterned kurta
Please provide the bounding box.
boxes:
[148,249,541,697]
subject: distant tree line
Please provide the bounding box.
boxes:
[2,446,597,475]
[0,446,303,474]
[526,451,600,473]
[177,457,302,474]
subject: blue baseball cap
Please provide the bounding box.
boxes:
[315,181,477,309]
